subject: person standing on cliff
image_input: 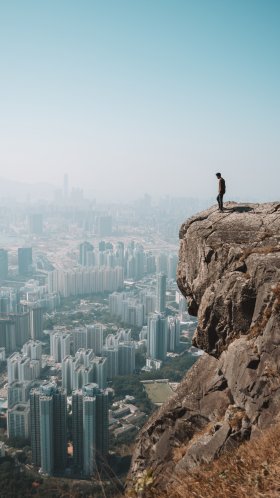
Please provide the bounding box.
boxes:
[216,172,226,212]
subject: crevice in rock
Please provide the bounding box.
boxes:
[246,358,260,370]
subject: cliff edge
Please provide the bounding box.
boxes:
[127,202,280,496]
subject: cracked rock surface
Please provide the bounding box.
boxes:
[127,202,280,493]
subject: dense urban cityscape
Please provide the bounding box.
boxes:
[0,177,205,495]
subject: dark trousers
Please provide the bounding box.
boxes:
[217,193,224,211]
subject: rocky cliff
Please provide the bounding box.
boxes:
[127,202,280,496]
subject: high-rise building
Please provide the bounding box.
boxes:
[95,389,109,457]
[39,394,54,474]
[29,214,43,235]
[82,394,96,476]
[73,327,87,352]
[96,216,112,236]
[155,273,167,313]
[18,356,40,382]
[0,318,16,353]
[72,364,94,390]
[62,355,74,394]
[8,381,31,408]
[156,253,168,274]
[167,254,178,280]
[72,383,109,476]
[14,312,30,347]
[102,347,118,379]
[0,249,8,280]
[118,342,135,375]
[7,352,21,383]
[79,242,94,266]
[72,389,84,470]
[147,313,168,361]
[30,387,41,466]
[7,403,30,439]
[29,306,43,340]
[93,356,107,389]
[75,348,94,367]
[134,245,145,280]
[23,340,42,360]
[86,324,104,355]
[30,382,67,475]
[50,331,71,362]
[18,248,32,275]
[0,288,19,314]
[167,317,180,352]
[8,352,41,384]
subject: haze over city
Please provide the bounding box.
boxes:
[1,0,279,202]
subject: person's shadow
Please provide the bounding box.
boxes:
[223,206,254,213]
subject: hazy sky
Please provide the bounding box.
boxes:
[0,0,279,202]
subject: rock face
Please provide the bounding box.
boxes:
[128,202,280,494]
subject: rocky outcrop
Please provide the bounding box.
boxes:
[127,202,280,495]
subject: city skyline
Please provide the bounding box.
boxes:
[0,1,279,202]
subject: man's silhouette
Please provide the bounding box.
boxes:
[216,173,226,212]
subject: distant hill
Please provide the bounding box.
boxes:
[0,177,55,202]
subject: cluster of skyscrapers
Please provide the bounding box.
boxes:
[79,240,178,281]
[48,266,124,297]
[6,335,109,477]
[29,381,108,476]
[109,272,167,328]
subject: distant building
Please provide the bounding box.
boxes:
[18,248,32,275]
[0,249,8,280]
[73,327,87,352]
[7,403,30,439]
[96,215,112,236]
[79,241,94,266]
[7,352,41,383]
[29,306,43,340]
[7,353,21,384]
[167,254,178,280]
[147,312,167,361]
[22,340,42,360]
[62,355,73,394]
[167,316,180,352]
[14,312,30,347]
[93,356,107,389]
[155,273,166,313]
[29,214,43,235]
[8,381,31,408]
[0,318,16,353]
[155,254,168,274]
[102,347,118,379]
[118,342,135,375]
[0,288,19,314]
[86,324,104,355]
[50,330,71,362]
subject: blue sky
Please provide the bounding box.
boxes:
[0,0,279,201]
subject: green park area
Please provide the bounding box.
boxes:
[142,381,174,405]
